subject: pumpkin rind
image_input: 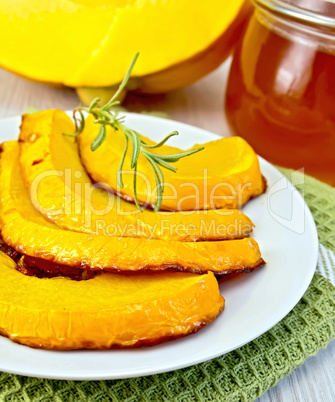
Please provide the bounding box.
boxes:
[0,251,224,349]
[0,141,265,274]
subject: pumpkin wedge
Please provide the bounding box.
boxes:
[0,0,248,92]
[0,141,265,274]
[78,115,266,211]
[0,251,224,349]
[19,110,254,241]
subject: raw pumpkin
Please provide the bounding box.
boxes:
[0,0,251,95]
[0,250,224,349]
[0,141,265,274]
[79,115,266,211]
[19,110,254,241]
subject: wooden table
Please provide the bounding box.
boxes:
[0,61,334,402]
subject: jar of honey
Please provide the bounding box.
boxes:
[225,0,335,186]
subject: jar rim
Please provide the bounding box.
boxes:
[253,0,335,29]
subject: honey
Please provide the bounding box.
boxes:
[225,1,335,186]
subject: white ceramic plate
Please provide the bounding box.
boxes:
[0,112,318,380]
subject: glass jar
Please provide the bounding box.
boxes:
[225,0,335,186]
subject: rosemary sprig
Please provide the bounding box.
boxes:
[64,53,204,211]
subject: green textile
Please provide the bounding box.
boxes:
[0,169,334,402]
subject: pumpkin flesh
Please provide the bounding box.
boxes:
[19,110,254,241]
[0,0,247,89]
[79,115,266,211]
[0,141,265,274]
[0,250,224,349]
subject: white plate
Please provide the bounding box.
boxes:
[0,112,318,380]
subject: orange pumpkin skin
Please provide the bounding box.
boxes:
[0,251,224,349]
[0,141,265,275]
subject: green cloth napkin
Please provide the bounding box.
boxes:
[0,169,334,402]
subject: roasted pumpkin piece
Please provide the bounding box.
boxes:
[0,251,224,349]
[0,141,265,274]
[19,109,254,241]
[78,115,265,211]
[0,0,249,92]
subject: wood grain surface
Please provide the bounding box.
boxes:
[0,60,334,402]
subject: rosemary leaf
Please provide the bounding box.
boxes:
[145,154,165,211]
[128,128,141,169]
[142,150,177,172]
[146,159,163,212]
[157,147,204,162]
[75,110,85,134]
[117,136,129,188]
[63,110,85,138]
[91,124,106,151]
[88,97,100,111]
[133,162,143,212]
[142,131,178,149]
[150,157,165,192]
[94,119,115,127]
[153,159,178,173]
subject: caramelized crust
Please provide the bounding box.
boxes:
[0,241,96,280]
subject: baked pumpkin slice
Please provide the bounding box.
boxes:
[0,141,265,275]
[78,114,266,211]
[0,250,224,349]
[19,109,254,241]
